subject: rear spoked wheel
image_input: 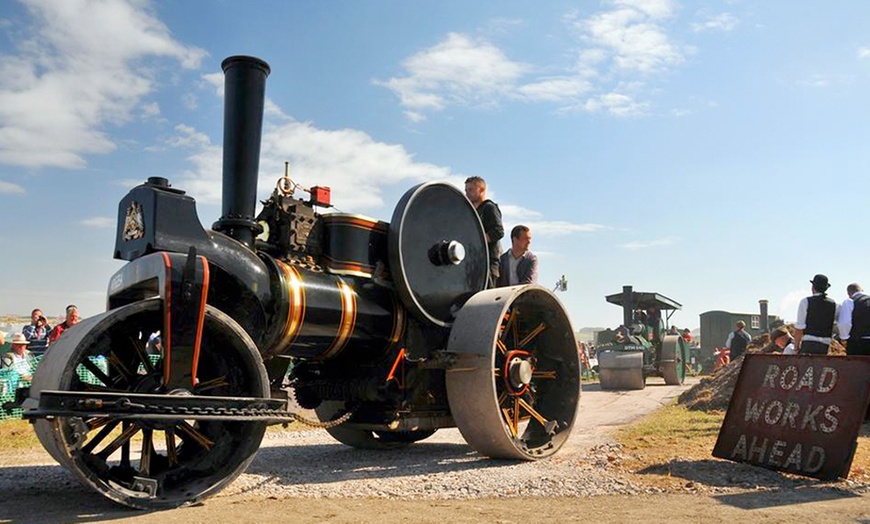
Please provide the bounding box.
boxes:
[315,401,437,449]
[446,286,580,460]
[31,299,268,509]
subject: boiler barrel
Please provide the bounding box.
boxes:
[267,260,405,360]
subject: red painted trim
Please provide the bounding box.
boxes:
[161,252,173,386]
[190,256,209,387]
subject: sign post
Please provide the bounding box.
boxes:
[713,354,870,480]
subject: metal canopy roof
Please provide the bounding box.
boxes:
[605,290,682,311]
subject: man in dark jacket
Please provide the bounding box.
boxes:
[465,176,504,288]
[496,225,538,287]
[794,274,837,355]
[724,320,751,360]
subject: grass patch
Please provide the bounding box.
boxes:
[614,402,870,489]
[617,403,724,460]
[0,419,41,451]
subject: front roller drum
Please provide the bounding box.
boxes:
[445,285,580,460]
[29,299,269,510]
[598,351,645,390]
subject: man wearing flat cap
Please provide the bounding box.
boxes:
[794,274,837,355]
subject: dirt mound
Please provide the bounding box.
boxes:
[678,338,849,412]
[678,357,743,412]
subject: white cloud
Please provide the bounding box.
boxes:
[140,101,161,119]
[777,290,805,323]
[516,77,593,101]
[577,0,683,74]
[500,204,543,221]
[79,216,115,228]
[380,1,688,121]
[170,113,453,211]
[376,33,528,118]
[692,13,739,33]
[526,220,608,235]
[858,47,870,60]
[0,0,206,169]
[0,179,25,194]
[582,92,649,116]
[501,204,607,235]
[619,236,678,250]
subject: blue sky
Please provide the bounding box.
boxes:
[0,0,868,331]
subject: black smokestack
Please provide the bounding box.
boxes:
[623,285,634,328]
[213,55,271,249]
[759,299,769,333]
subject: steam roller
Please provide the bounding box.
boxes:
[21,55,581,509]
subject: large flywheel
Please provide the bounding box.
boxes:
[445,286,580,460]
[388,181,489,327]
[30,299,269,509]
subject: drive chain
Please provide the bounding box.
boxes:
[86,398,354,429]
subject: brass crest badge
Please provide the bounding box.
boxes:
[123,201,145,241]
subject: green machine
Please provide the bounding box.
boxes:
[596,286,688,390]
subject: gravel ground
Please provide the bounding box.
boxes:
[222,429,652,501]
[215,379,695,502]
[0,380,691,507]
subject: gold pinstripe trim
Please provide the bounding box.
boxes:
[277,260,305,349]
[323,279,356,358]
[388,294,406,346]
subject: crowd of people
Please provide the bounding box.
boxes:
[0,305,80,391]
[719,273,870,362]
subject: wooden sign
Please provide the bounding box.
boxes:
[713,354,870,480]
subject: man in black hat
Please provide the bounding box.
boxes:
[836,283,870,356]
[794,274,837,355]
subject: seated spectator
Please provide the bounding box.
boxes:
[23,308,51,353]
[1,333,36,382]
[772,326,796,355]
[49,304,80,344]
[147,332,163,355]
[681,328,693,343]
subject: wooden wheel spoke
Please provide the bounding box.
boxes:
[80,382,125,394]
[517,398,549,427]
[139,429,154,476]
[129,335,155,374]
[178,421,214,450]
[497,391,508,407]
[86,417,113,431]
[532,370,557,380]
[79,359,114,388]
[120,422,131,468]
[107,351,137,385]
[518,322,547,349]
[194,376,230,394]
[96,422,141,459]
[81,419,121,454]
[501,407,518,437]
[512,397,520,434]
[165,428,179,467]
[500,309,518,344]
[496,339,508,355]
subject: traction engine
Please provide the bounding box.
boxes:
[22,56,580,509]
